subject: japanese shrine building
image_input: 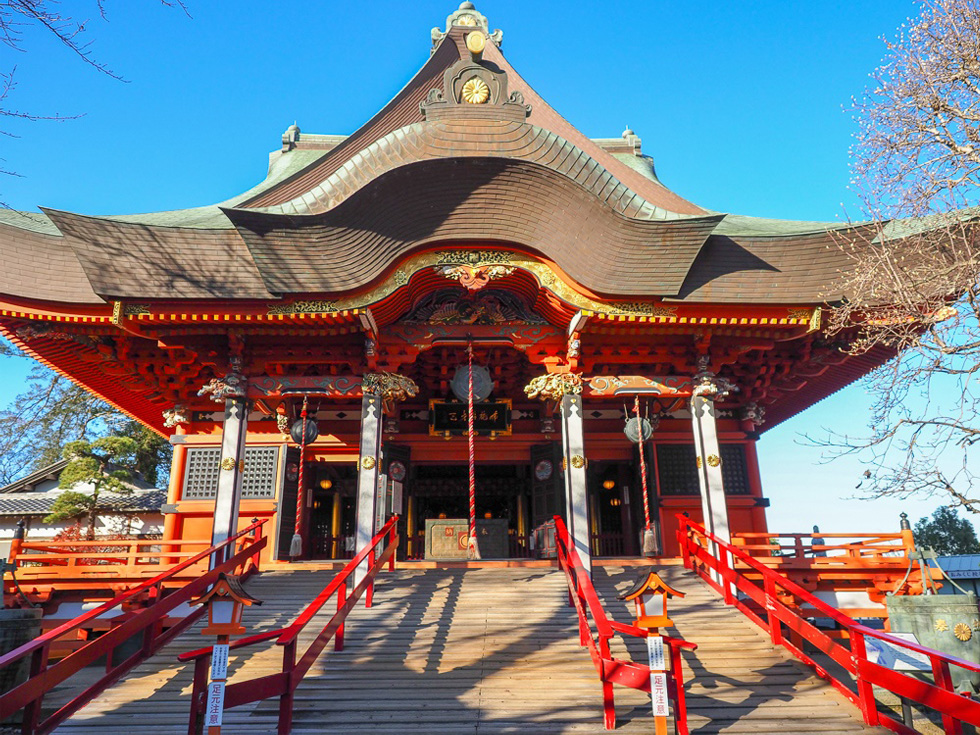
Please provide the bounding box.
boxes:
[0,3,891,572]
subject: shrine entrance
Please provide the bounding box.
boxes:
[403,463,533,560]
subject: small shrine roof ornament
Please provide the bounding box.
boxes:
[618,572,685,629]
[431,2,502,50]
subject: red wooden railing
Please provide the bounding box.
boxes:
[678,515,980,734]
[0,518,268,735]
[553,515,697,731]
[178,515,399,735]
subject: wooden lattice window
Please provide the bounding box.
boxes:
[655,444,751,496]
[182,446,281,500]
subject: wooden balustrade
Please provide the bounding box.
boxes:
[680,515,980,734]
[0,519,268,735]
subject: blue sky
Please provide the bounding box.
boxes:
[0,0,963,534]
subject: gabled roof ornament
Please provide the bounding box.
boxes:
[431,2,502,51]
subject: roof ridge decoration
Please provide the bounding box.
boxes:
[432,2,502,51]
[421,27,530,122]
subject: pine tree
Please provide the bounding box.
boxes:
[913,507,980,556]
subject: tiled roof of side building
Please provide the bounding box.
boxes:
[0,488,167,516]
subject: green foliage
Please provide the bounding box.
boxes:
[913,507,980,556]
[45,435,140,539]
[0,341,172,488]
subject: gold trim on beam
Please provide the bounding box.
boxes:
[263,250,683,319]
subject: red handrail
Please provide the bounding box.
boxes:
[552,515,696,731]
[179,515,399,735]
[678,514,980,734]
[0,518,268,735]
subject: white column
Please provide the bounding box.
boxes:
[690,371,736,590]
[690,393,730,544]
[561,394,591,577]
[354,391,383,587]
[210,396,248,568]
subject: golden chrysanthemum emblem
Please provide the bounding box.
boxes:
[955,623,973,641]
[462,77,490,104]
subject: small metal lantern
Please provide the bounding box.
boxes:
[619,572,684,630]
[191,573,262,637]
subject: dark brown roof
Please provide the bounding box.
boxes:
[675,226,876,303]
[225,157,723,297]
[42,209,271,300]
[0,219,102,305]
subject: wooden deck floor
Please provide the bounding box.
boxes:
[43,565,887,734]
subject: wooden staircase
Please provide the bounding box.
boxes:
[44,565,886,734]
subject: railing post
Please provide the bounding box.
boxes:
[250,518,263,573]
[678,525,691,570]
[278,640,297,735]
[365,547,376,609]
[718,546,734,605]
[21,641,50,735]
[388,525,397,572]
[335,581,347,652]
[931,655,964,735]
[763,575,782,646]
[849,631,881,727]
[598,636,616,730]
[187,654,210,735]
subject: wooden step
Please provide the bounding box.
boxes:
[45,565,889,734]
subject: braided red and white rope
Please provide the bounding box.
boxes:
[289,396,309,558]
[467,343,479,559]
[635,395,651,529]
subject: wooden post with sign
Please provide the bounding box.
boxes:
[189,573,262,735]
[619,572,687,735]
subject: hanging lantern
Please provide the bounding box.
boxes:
[290,417,319,444]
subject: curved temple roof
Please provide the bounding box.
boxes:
[0,7,863,309]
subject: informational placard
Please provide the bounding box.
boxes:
[646,635,666,671]
[651,672,669,717]
[391,481,403,515]
[206,681,225,727]
[865,633,931,672]
[210,643,229,679]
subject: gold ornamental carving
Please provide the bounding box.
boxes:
[695,456,703,469]
[465,31,486,55]
[436,264,515,290]
[220,457,236,471]
[461,77,490,104]
[524,373,584,402]
[265,250,686,321]
[936,619,949,632]
[955,623,973,641]
[706,454,722,468]
[361,456,377,471]
[362,372,419,403]
[570,455,586,470]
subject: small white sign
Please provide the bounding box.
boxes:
[865,633,931,672]
[646,635,666,671]
[651,672,669,717]
[206,681,225,727]
[391,481,403,515]
[210,643,229,680]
